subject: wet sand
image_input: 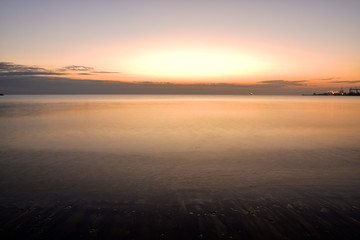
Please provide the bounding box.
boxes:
[1,150,360,239]
[1,187,360,239]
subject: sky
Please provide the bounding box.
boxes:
[1,0,359,94]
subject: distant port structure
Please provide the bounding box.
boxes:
[304,87,360,96]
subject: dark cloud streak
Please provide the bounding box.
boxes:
[1,62,119,77]
[0,76,311,95]
[58,65,94,71]
[0,72,66,76]
[314,77,341,81]
[0,62,66,76]
[257,80,307,86]
[92,71,119,74]
[77,73,93,75]
[329,80,360,83]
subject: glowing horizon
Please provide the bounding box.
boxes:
[1,0,359,93]
[117,46,271,79]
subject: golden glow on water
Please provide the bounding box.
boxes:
[1,95,360,154]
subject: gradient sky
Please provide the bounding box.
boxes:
[1,0,360,93]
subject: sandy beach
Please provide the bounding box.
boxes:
[1,185,359,239]
[1,149,360,239]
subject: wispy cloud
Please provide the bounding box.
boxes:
[0,62,66,76]
[329,80,360,83]
[92,71,119,74]
[313,77,341,81]
[0,62,119,77]
[58,65,94,72]
[257,80,307,86]
[77,73,93,75]
[57,65,119,74]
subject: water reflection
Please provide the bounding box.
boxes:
[1,95,360,153]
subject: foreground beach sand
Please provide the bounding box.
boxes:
[0,150,359,239]
[1,185,360,239]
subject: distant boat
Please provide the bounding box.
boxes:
[0,93,4,96]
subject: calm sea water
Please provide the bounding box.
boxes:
[1,95,360,239]
[0,95,360,205]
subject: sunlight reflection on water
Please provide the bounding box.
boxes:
[0,95,359,205]
[1,95,360,153]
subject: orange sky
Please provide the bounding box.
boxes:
[1,0,359,93]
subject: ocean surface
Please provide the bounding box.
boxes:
[1,95,360,239]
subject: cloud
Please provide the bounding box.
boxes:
[314,77,341,81]
[0,62,66,76]
[58,65,94,71]
[133,81,174,85]
[77,73,93,75]
[0,75,311,95]
[257,80,307,86]
[329,80,360,83]
[58,65,119,74]
[0,62,45,72]
[0,72,66,76]
[0,62,119,77]
[92,71,119,74]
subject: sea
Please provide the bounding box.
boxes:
[0,95,360,239]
